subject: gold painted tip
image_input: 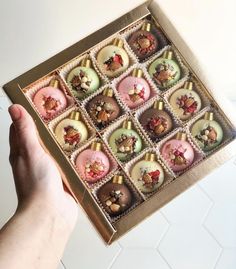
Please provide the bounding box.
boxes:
[102,88,113,97]
[153,100,164,110]
[112,38,123,48]
[144,152,156,162]
[69,111,80,121]
[112,175,123,184]
[183,81,193,90]
[131,68,143,78]
[122,120,132,130]
[80,58,92,68]
[49,79,59,88]
[91,142,102,151]
[162,50,173,60]
[141,22,151,32]
[176,132,187,141]
[204,112,214,121]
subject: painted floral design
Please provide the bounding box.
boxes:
[85,160,105,179]
[64,126,81,146]
[177,94,198,115]
[115,134,137,154]
[133,33,156,55]
[153,61,177,87]
[104,53,123,71]
[195,125,217,148]
[128,84,145,103]
[104,189,123,213]
[70,70,91,93]
[168,145,187,166]
[90,100,114,125]
[146,116,168,136]
[43,96,60,113]
[139,168,160,190]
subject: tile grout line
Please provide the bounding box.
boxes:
[196,184,215,225]
[197,183,223,246]
[155,248,172,269]
[154,212,172,269]
[155,211,172,249]
[155,211,171,249]
[201,202,214,225]
[203,223,223,249]
[60,259,67,269]
[197,183,215,206]
[159,188,224,269]
[107,242,123,269]
[202,221,224,269]
[197,183,224,268]
[160,210,171,225]
[212,248,224,269]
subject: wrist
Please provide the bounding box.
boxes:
[16,198,76,237]
[7,198,74,267]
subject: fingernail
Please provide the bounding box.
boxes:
[8,105,21,121]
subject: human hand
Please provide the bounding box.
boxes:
[8,104,78,232]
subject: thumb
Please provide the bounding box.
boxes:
[8,104,43,156]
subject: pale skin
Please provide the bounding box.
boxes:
[0,104,78,269]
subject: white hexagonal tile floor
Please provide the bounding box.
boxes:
[118,212,169,248]
[215,249,236,269]
[161,185,212,224]
[199,159,236,203]
[110,249,170,269]
[158,226,222,269]
[204,202,236,248]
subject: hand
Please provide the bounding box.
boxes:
[8,104,78,232]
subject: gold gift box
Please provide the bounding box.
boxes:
[3,1,236,244]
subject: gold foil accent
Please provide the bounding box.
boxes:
[141,22,151,32]
[131,68,143,78]
[69,111,80,121]
[176,132,187,141]
[91,141,102,151]
[153,100,164,110]
[122,120,132,130]
[112,175,123,184]
[144,152,156,162]
[183,81,193,90]
[49,79,59,88]
[102,88,113,97]
[81,58,92,68]
[204,112,214,121]
[112,38,123,48]
[162,50,173,60]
